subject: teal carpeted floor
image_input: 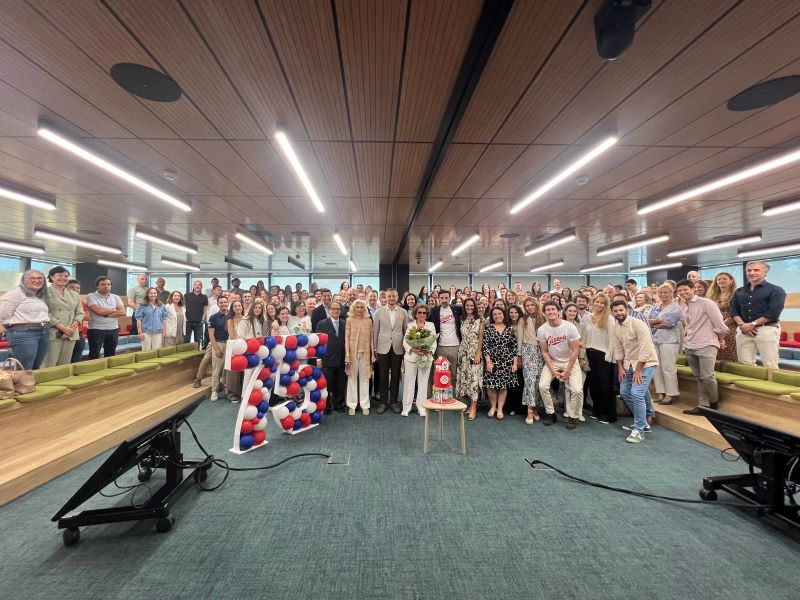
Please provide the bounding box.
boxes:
[2,398,799,600]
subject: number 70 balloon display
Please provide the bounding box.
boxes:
[225,333,329,454]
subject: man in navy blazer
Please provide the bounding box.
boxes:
[314,301,347,413]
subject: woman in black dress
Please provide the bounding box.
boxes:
[482,306,518,420]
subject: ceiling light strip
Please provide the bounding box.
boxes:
[428,260,444,273]
[34,228,122,254]
[738,242,800,259]
[348,260,358,272]
[596,234,670,257]
[0,185,56,211]
[523,229,577,257]
[452,233,480,256]
[579,260,624,273]
[135,229,198,254]
[275,131,325,213]
[638,146,800,215]
[161,256,200,271]
[763,198,800,217]
[530,260,565,272]
[224,256,254,270]
[479,259,504,272]
[510,135,618,215]
[666,234,761,257]
[235,231,273,255]
[98,258,148,270]
[333,233,348,255]
[630,261,683,273]
[37,124,191,212]
[0,238,46,254]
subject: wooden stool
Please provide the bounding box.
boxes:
[422,399,467,455]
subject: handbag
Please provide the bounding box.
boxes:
[0,370,14,400]
[1,358,36,395]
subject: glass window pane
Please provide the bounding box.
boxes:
[699,264,744,287]
[312,275,350,295]
[272,275,308,293]
[0,254,23,290]
[351,274,379,292]
[409,274,429,297]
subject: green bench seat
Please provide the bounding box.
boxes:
[676,365,693,378]
[676,355,687,366]
[715,373,760,385]
[72,358,135,381]
[140,346,187,366]
[0,397,17,410]
[790,392,800,402]
[15,385,69,404]
[35,365,105,391]
[108,354,158,373]
[734,380,800,396]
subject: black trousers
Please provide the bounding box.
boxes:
[323,365,347,409]
[586,348,616,421]
[377,349,402,406]
[87,328,119,359]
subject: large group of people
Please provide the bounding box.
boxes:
[0,262,788,444]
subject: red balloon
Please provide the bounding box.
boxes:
[280,415,294,430]
[246,338,261,354]
[248,390,262,405]
[230,355,248,371]
[306,347,316,358]
[290,360,300,371]
[253,429,266,445]
[287,381,300,397]
[317,333,328,345]
[251,417,260,425]
[240,421,254,434]
[316,375,327,390]
[284,335,298,349]
[274,336,283,344]
[300,365,313,378]
[257,337,264,345]
[300,413,311,427]
[315,399,326,413]
[257,368,270,381]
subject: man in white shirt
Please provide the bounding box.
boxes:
[205,277,220,297]
[429,290,462,394]
[537,300,582,428]
[550,279,563,295]
[575,294,589,323]
[367,290,380,320]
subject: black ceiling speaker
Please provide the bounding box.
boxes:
[594,0,652,60]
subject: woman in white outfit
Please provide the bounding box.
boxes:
[401,304,437,417]
[344,299,374,415]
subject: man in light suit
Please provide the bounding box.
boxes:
[314,301,346,414]
[373,288,407,414]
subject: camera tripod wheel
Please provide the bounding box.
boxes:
[156,515,175,533]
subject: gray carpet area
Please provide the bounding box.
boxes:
[2,398,799,600]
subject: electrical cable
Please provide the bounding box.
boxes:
[525,458,776,508]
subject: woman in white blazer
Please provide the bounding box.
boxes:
[401,304,437,417]
[163,291,186,346]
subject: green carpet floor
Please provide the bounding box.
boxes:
[2,398,799,600]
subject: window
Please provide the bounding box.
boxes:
[150,274,188,297]
[757,258,800,321]
[31,259,74,276]
[0,255,23,291]
[351,274,379,292]
[700,264,744,288]
[272,275,308,292]
[409,274,429,297]
[312,275,350,295]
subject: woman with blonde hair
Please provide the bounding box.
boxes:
[518,297,546,424]
[648,284,682,405]
[344,299,374,415]
[707,271,738,362]
[582,292,616,423]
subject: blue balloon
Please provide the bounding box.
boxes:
[288,369,296,377]
[258,400,269,413]
[265,355,275,368]
[271,364,279,373]
[265,377,274,389]
[298,377,308,387]
[316,344,327,357]
[264,336,276,349]
[312,367,322,379]
[296,334,308,347]
[257,411,264,419]
[246,354,260,368]
[310,389,321,402]
[285,350,297,363]
[286,401,297,412]
[239,434,254,450]
[311,410,322,423]
[280,374,292,386]
[292,419,302,430]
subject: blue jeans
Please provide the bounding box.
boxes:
[184,321,204,347]
[71,336,85,363]
[620,366,656,432]
[6,325,50,370]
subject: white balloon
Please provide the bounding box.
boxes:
[271,345,286,362]
[257,346,270,359]
[306,379,317,391]
[291,408,303,420]
[261,387,271,399]
[253,418,268,431]
[252,379,263,390]
[280,362,291,374]
[291,371,300,382]
[274,385,287,396]
[306,401,317,414]
[244,405,258,420]
[231,339,247,355]
[307,333,319,347]
[320,388,328,400]
[295,347,308,360]
[274,405,290,420]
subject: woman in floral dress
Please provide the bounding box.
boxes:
[456,297,484,421]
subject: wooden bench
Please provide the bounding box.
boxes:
[0,346,207,506]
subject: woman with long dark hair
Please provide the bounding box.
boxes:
[481,307,518,420]
[455,297,484,420]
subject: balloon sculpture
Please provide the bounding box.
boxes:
[225,333,329,453]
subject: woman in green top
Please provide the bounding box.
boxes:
[43,266,85,367]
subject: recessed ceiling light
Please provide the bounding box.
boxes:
[524,229,577,257]
[98,258,148,270]
[452,233,480,256]
[510,135,618,214]
[738,241,800,259]
[579,260,624,273]
[236,231,273,254]
[110,63,182,102]
[161,256,200,271]
[0,184,56,211]
[638,147,800,215]
[479,259,504,272]
[596,233,670,257]
[275,130,324,213]
[630,261,683,273]
[135,228,198,254]
[728,76,800,111]
[38,124,191,212]
[666,234,761,257]
[530,260,565,272]
[0,238,46,254]
[35,228,122,254]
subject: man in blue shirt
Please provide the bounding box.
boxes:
[207,296,229,402]
[730,260,786,370]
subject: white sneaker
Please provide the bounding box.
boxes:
[622,423,651,433]
[626,429,645,443]
[401,411,410,417]
[210,392,218,402]
[362,408,369,416]
[418,410,426,417]
[348,408,356,416]
[577,415,586,422]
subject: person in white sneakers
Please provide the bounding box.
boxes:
[401,305,437,417]
[207,296,229,401]
[537,301,582,429]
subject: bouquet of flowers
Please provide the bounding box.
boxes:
[405,326,437,370]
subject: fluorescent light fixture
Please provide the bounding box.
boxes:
[579,260,624,273]
[161,256,200,271]
[638,146,800,215]
[479,259,504,273]
[763,198,800,217]
[135,229,197,254]
[34,228,122,254]
[428,260,444,273]
[666,234,762,257]
[530,260,565,272]
[0,238,46,254]
[738,242,800,259]
[348,260,358,272]
[287,256,306,270]
[0,185,56,211]
[523,229,577,257]
[452,233,480,256]
[224,256,253,270]
[510,135,618,214]
[630,261,682,273]
[235,231,273,254]
[98,258,148,270]
[596,234,670,257]
[333,233,348,255]
[37,124,191,212]
[275,130,325,213]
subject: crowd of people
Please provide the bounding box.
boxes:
[0,262,787,444]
